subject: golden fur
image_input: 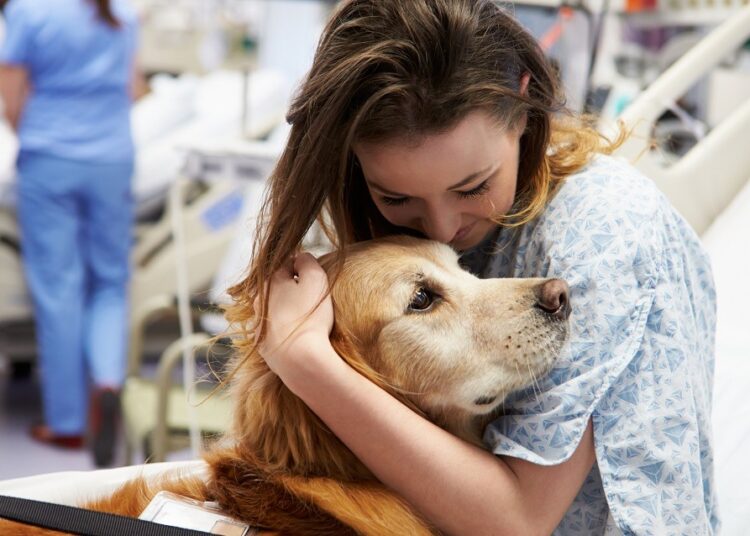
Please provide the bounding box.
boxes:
[1,236,568,535]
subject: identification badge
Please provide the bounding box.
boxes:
[139,491,257,535]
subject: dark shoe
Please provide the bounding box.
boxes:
[29,424,84,449]
[90,387,121,467]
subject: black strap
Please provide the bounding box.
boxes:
[0,495,212,536]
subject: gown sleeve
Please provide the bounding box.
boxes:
[483,156,718,533]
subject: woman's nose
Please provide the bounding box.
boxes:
[421,208,461,244]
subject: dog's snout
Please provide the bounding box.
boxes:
[535,279,571,320]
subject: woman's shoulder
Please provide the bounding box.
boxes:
[484,154,702,281]
[530,155,659,242]
[507,154,675,279]
[551,154,665,221]
[531,153,682,256]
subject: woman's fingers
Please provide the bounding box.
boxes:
[264,252,330,317]
[293,251,320,273]
[254,252,335,378]
[268,253,324,286]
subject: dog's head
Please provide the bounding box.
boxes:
[323,236,569,439]
[225,235,570,479]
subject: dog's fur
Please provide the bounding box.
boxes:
[1,236,569,535]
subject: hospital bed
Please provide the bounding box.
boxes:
[120,137,337,465]
[1,6,749,534]
[121,143,282,465]
[614,9,750,236]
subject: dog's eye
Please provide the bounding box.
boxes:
[409,288,435,312]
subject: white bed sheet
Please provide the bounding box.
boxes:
[0,460,207,507]
[702,176,750,536]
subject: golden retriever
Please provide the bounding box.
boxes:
[1,236,570,535]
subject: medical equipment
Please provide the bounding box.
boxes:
[120,129,339,464]
[122,331,232,464]
[122,146,278,464]
[521,0,749,132]
[118,0,330,462]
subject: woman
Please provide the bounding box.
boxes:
[233,1,718,534]
[0,0,139,467]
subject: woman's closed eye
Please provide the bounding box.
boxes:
[381,195,410,207]
[456,178,490,199]
[380,179,491,207]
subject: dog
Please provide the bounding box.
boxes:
[1,236,570,535]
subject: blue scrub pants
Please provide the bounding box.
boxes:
[17,151,134,435]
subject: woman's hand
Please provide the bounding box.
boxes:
[257,252,335,386]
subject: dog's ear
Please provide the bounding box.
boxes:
[329,324,427,420]
[330,325,378,382]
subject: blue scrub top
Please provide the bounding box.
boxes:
[0,0,138,163]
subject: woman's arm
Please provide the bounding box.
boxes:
[292,347,594,535]
[0,64,29,129]
[130,61,148,101]
[261,254,596,536]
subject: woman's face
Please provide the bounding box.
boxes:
[354,110,523,251]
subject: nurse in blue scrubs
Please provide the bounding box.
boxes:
[0,0,139,467]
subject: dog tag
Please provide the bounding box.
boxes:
[139,491,256,535]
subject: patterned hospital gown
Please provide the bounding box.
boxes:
[461,155,719,535]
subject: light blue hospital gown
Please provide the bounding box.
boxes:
[463,155,719,535]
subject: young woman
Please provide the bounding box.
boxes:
[0,0,139,467]
[231,1,718,534]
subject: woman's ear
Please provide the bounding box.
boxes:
[519,72,531,97]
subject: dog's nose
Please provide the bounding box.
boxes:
[535,279,571,320]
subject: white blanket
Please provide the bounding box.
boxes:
[0,460,207,506]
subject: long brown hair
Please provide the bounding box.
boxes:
[228,0,621,344]
[91,0,120,28]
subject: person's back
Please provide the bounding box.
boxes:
[3,0,137,162]
[1,0,139,467]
